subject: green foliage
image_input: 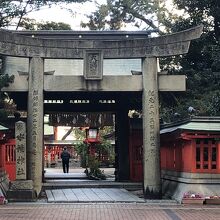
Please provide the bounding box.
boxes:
[174,0,220,38]
[88,155,99,173]
[81,0,168,31]
[74,140,113,179]
[74,140,114,164]
[74,142,88,167]
[81,4,110,30]
[74,128,86,141]
[99,126,114,137]
[159,0,220,121]
[95,140,112,154]
[95,139,113,166]
[87,156,106,180]
[19,18,72,30]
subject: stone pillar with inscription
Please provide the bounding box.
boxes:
[142,57,161,199]
[7,121,36,202]
[27,56,44,196]
[84,50,103,80]
[15,121,27,180]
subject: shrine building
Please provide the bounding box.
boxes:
[129,116,220,201]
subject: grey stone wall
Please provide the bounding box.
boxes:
[162,170,220,202]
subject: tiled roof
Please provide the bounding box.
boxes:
[160,117,220,134]
[0,125,8,131]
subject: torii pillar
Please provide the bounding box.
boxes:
[142,57,161,198]
[141,25,203,198]
[27,57,44,195]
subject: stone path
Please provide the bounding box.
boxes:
[44,172,87,179]
[1,203,220,220]
[46,188,144,203]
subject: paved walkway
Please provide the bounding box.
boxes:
[46,188,144,203]
[45,172,87,179]
[44,167,115,179]
[1,203,220,220]
[44,168,115,175]
[43,167,142,203]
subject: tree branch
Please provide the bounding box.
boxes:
[16,0,32,30]
[127,8,163,34]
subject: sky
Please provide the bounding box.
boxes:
[28,0,106,30]
[26,0,181,31]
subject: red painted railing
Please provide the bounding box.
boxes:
[1,139,16,181]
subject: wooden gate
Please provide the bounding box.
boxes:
[129,130,143,181]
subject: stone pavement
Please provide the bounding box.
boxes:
[1,203,220,220]
[46,188,144,203]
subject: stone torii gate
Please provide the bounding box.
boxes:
[0,25,203,200]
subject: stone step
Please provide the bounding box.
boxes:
[44,172,87,179]
[45,188,145,203]
[43,180,142,191]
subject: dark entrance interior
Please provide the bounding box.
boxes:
[11,90,142,181]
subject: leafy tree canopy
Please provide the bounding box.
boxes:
[0,0,88,29]
[160,0,220,121]
[81,0,171,32]
[19,18,72,30]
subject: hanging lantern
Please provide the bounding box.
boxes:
[84,127,100,144]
